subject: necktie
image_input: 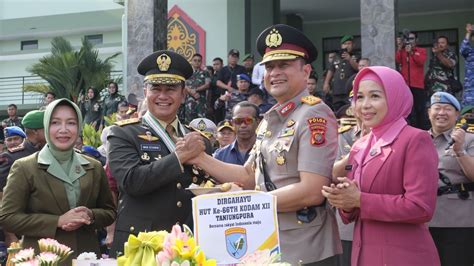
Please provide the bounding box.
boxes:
[165,124,177,143]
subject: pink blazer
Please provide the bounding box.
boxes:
[340,125,440,266]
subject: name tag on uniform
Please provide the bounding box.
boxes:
[140,144,161,152]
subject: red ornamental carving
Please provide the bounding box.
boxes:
[168,5,206,63]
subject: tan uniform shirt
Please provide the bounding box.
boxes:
[248,90,341,264]
[335,126,361,241]
[429,129,474,227]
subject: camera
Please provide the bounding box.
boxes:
[401,29,412,46]
[339,48,349,57]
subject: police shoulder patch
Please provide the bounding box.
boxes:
[115,118,140,127]
[338,125,353,134]
[301,95,321,106]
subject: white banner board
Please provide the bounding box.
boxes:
[192,191,279,264]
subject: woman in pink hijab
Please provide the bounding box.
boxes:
[322,66,440,265]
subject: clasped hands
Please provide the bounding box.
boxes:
[175,132,206,164]
[321,177,361,212]
[58,206,93,231]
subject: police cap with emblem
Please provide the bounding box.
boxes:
[137,50,193,85]
[430,91,461,111]
[189,118,217,138]
[256,24,317,64]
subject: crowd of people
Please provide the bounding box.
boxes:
[0,22,471,266]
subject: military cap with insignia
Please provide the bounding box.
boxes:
[22,110,45,129]
[256,24,318,64]
[137,50,193,85]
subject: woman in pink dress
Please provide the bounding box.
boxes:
[322,66,440,266]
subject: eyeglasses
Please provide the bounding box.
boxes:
[232,117,255,125]
[408,37,416,41]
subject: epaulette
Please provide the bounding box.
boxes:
[455,122,474,133]
[114,117,140,127]
[301,95,321,106]
[8,143,25,153]
[185,125,210,140]
[338,125,353,134]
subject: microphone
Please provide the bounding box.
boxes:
[445,123,469,150]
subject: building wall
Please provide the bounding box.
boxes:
[169,0,228,65]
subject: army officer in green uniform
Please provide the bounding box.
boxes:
[188,24,341,265]
[107,51,208,256]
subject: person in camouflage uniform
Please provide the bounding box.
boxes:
[182,53,210,124]
[461,23,474,106]
[214,73,250,120]
[426,36,457,94]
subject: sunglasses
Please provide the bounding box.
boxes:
[232,117,255,125]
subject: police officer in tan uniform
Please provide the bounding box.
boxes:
[190,24,341,265]
[427,92,474,266]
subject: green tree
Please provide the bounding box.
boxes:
[24,36,121,102]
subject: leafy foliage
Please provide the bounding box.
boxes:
[25,37,121,102]
[82,123,102,148]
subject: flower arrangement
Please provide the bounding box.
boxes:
[117,224,216,266]
[9,239,73,266]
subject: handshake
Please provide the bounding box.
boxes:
[175,131,207,165]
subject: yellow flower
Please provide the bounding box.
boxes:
[172,238,198,259]
[194,250,216,266]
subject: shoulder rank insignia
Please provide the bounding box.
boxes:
[114,117,140,127]
[301,95,321,106]
[338,125,352,134]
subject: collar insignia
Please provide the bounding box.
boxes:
[279,102,296,116]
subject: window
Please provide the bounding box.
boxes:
[21,40,38,50]
[85,34,103,45]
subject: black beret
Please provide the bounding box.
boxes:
[256,24,317,64]
[137,50,193,85]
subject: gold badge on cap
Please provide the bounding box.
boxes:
[157,53,171,71]
[433,94,441,102]
[265,28,282,48]
[197,119,206,131]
